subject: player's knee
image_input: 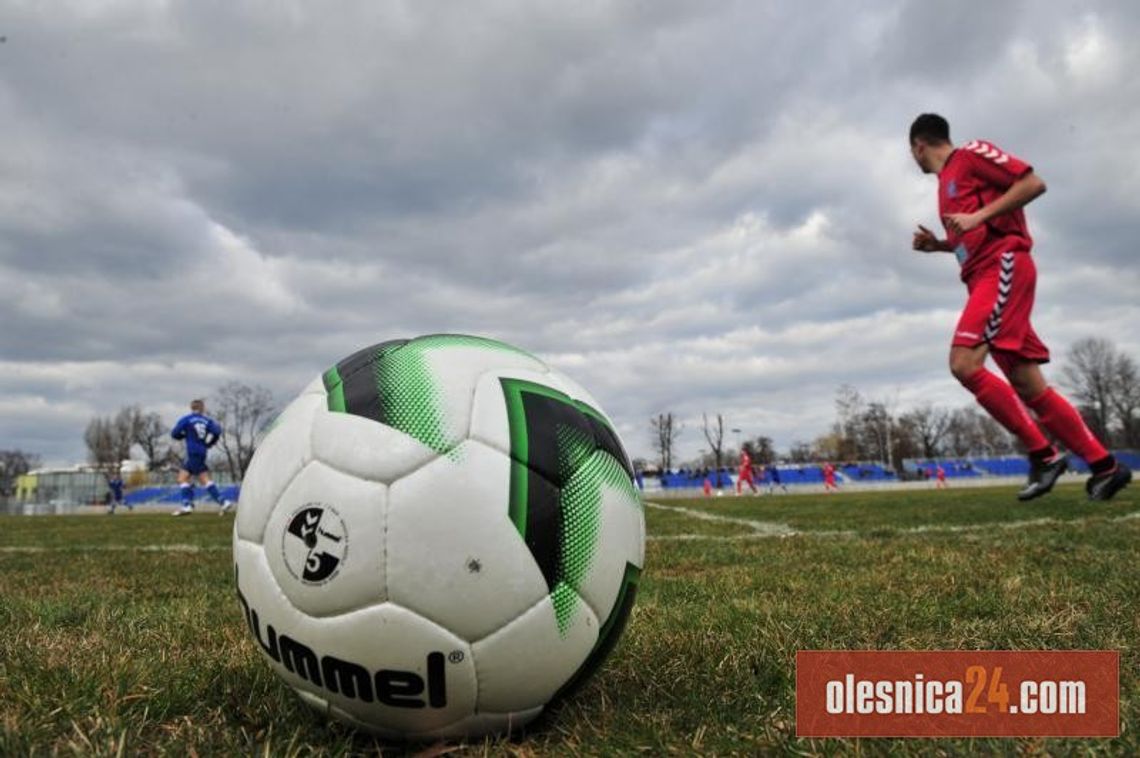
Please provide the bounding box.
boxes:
[949,352,982,384]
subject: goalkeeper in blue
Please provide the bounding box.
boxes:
[171,399,233,516]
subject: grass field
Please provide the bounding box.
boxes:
[2,482,1137,756]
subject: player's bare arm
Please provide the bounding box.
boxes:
[943,171,1047,235]
[912,224,953,253]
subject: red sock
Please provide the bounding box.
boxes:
[1025,387,1109,465]
[960,368,1051,452]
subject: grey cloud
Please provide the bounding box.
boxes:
[1,1,1138,465]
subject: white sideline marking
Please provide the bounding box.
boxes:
[646,501,797,537]
[0,544,229,553]
[645,502,1140,542]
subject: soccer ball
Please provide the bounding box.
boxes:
[233,335,645,739]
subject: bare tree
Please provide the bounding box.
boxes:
[787,441,814,463]
[212,382,276,480]
[858,402,893,466]
[812,431,843,462]
[650,412,683,471]
[977,413,1016,455]
[945,406,1015,458]
[899,404,951,459]
[1062,337,1117,441]
[84,416,110,466]
[1060,337,1140,448]
[747,436,776,465]
[702,413,726,485]
[1111,354,1140,448]
[944,408,981,458]
[113,408,136,461]
[131,409,168,470]
[84,412,133,472]
[0,449,41,497]
[86,406,168,474]
[832,384,866,460]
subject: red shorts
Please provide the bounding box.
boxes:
[738,468,754,483]
[952,250,1050,365]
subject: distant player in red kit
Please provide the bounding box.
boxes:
[736,447,758,495]
[935,465,947,490]
[822,462,838,493]
[909,114,1131,501]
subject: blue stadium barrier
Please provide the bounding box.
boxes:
[914,460,981,478]
[840,464,896,481]
[659,469,735,489]
[967,457,1025,476]
[123,484,241,505]
[943,451,1137,478]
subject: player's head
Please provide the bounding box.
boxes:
[190,399,205,413]
[909,113,951,173]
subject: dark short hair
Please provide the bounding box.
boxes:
[190,399,205,412]
[909,113,951,145]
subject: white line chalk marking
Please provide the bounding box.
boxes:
[646,502,1140,542]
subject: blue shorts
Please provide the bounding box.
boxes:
[183,455,210,476]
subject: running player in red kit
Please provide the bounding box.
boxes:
[909,114,1131,501]
[736,447,758,495]
[738,446,756,494]
[822,462,838,493]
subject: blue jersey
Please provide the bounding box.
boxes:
[108,477,124,499]
[172,412,222,457]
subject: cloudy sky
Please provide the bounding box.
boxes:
[2,0,1138,467]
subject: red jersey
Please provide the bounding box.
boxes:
[739,450,753,471]
[938,140,1034,282]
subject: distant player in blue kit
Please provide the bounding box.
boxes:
[766,464,788,494]
[106,469,128,514]
[171,399,233,516]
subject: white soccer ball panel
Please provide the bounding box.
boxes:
[414,339,550,449]
[275,387,327,425]
[467,368,553,458]
[235,400,317,544]
[263,460,387,616]
[472,592,599,713]
[311,407,439,485]
[235,539,477,736]
[386,440,549,642]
